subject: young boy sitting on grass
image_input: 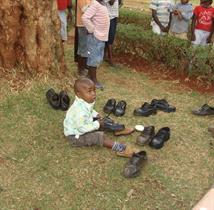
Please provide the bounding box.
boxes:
[63,78,138,157]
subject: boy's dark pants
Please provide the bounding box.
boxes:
[67,131,104,147]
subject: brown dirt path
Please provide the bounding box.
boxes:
[114,53,214,94]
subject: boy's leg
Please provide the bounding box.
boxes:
[192,29,206,46]
[77,27,88,76]
[77,56,88,76]
[67,132,104,147]
[87,34,105,89]
[67,132,139,157]
[58,10,67,41]
[67,132,124,151]
[106,18,118,66]
[88,66,98,83]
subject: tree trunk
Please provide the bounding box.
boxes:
[0,0,65,75]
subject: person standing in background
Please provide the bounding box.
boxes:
[76,0,91,76]
[57,0,72,42]
[105,0,119,67]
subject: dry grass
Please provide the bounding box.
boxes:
[0,44,213,210]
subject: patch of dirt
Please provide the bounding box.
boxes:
[115,53,214,94]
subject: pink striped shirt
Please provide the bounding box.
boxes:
[82,0,110,41]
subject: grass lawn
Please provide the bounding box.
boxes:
[0,43,213,210]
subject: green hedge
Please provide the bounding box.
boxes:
[115,24,214,80]
[119,8,151,30]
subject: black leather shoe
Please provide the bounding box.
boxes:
[103,98,116,114]
[59,91,70,111]
[101,117,125,132]
[149,127,170,149]
[114,100,127,117]
[123,151,147,178]
[134,102,157,117]
[192,104,214,116]
[136,126,155,146]
[46,88,61,110]
[151,99,176,113]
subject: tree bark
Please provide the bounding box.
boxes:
[0,0,65,75]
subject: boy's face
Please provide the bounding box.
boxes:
[76,83,96,104]
[200,0,212,6]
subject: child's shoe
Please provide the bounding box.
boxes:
[46,88,61,110]
[114,127,135,136]
[116,146,140,158]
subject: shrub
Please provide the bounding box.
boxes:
[119,8,151,30]
[115,23,214,80]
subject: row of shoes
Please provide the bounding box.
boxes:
[46,88,70,111]
[134,99,176,117]
[136,126,170,149]
[103,98,176,117]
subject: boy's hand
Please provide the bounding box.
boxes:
[160,25,167,32]
[67,11,72,22]
[207,35,212,43]
[98,118,105,129]
[96,114,102,119]
[173,9,178,15]
[191,33,196,41]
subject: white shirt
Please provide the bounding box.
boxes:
[105,0,119,19]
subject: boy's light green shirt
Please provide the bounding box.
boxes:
[63,96,100,138]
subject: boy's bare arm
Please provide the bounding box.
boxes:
[152,9,167,32]
[191,14,196,41]
[166,12,172,32]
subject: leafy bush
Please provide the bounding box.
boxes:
[119,8,151,30]
[115,23,214,79]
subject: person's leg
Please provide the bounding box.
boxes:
[106,18,117,66]
[58,10,67,42]
[201,31,210,46]
[88,66,97,83]
[86,34,105,89]
[192,29,202,46]
[77,27,88,76]
[77,56,88,76]
[67,132,125,151]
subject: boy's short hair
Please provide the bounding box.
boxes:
[201,0,213,4]
[74,78,94,93]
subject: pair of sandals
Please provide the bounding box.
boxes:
[103,99,127,117]
[136,126,170,149]
[46,88,70,111]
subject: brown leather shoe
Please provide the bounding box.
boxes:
[116,146,140,158]
[114,128,135,136]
